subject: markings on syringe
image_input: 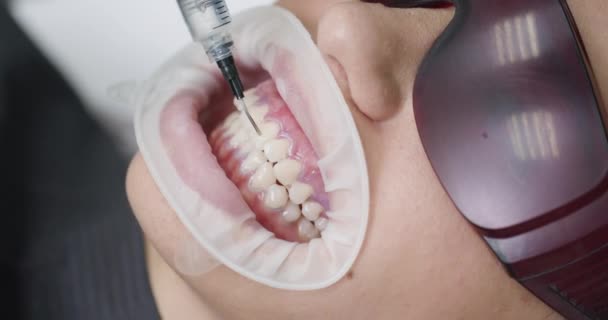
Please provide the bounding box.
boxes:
[213,21,231,29]
[193,0,224,13]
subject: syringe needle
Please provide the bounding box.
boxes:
[177,0,259,134]
[237,99,262,135]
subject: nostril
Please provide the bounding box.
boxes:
[317,3,408,121]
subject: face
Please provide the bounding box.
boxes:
[127,1,608,319]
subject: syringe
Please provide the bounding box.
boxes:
[177,0,261,135]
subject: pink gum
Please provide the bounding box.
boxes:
[210,80,328,242]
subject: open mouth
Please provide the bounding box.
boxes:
[135,6,368,289]
[159,45,332,244]
[208,80,330,242]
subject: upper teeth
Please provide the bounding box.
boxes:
[263,139,290,163]
[273,159,302,186]
[250,105,269,123]
[249,162,275,192]
[254,122,280,149]
[288,182,314,205]
[264,184,289,209]
[222,112,240,128]
[241,150,268,174]
[229,130,249,149]
[219,93,330,241]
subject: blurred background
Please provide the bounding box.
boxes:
[9,0,274,153]
[0,1,271,319]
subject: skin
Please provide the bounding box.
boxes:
[126,0,608,319]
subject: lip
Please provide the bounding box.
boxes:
[133,6,369,290]
[159,46,309,217]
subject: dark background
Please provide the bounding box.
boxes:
[0,4,159,319]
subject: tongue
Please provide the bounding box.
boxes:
[209,80,329,243]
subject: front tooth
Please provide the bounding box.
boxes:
[281,202,301,223]
[301,201,324,221]
[273,159,302,186]
[314,217,329,232]
[264,184,288,209]
[255,122,280,149]
[241,150,268,174]
[249,163,276,192]
[298,218,319,240]
[263,139,290,163]
[288,182,313,205]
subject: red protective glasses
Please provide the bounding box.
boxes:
[364,0,608,319]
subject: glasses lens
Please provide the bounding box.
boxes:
[414,0,607,236]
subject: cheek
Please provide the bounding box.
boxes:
[349,100,496,306]
[126,154,185,256]
[276,0,350,37]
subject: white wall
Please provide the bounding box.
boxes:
[8,0,275,153]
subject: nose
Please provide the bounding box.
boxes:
[316,2,453,121]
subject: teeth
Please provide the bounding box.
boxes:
[250,105,269,123]
[241,92,259,107]
[288,182,313,205]
[264,184,288,209]
[234,93,267,122]
[249,163,276,192]
[225,116,244,136]
[263,139,290,163]
[301,201,323,221]
[239,112,258,135]
[273,159,302,186]
[241,150,268,174]
[297,218,320,240]
[314,217,329,232]
[239,142,256,155]
[255,122,280,149]
[228,130,249,148]
[222,112,240,128]
[281,202,302,223]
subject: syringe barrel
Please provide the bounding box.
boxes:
[177,0,235,62]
